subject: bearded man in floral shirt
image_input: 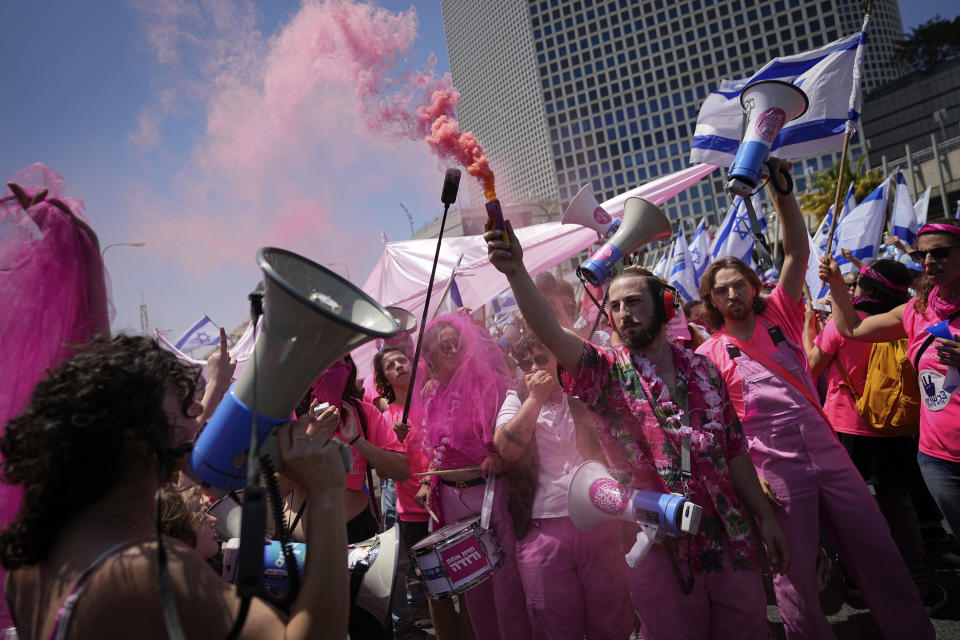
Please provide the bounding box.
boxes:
[487,226,789,640]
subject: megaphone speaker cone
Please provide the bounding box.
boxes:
[578,198,671,286]
[562,184,620,236]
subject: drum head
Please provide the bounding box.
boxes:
[411,515,480,551]
[354,523,400,627]
[208,491,243,540]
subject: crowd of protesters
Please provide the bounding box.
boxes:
[2,160,959,640]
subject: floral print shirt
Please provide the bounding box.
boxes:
[560,339,760,572]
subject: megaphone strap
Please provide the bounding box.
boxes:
[665,537,695,595]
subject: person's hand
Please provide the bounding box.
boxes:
[393,420,409,442]
[818,256,845,289]
[935,336,960,368]
[884,235,901,247]
[205,327,236,391]
[757,475,783,510]
[839,247,854,262]
[765,157,793,194]
[309,401,341,438]
[486,220,524,278]
[415,482,430,508]
[480,454,503,476]
[758,514,790,575]
[275,416,346,497]
[525,369,557,404]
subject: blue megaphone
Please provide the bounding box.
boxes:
[725,80,808,196]
[578,197,671,286]
[189,248,397,490]
[925,319,955,341]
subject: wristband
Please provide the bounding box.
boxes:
[349,434,361,446]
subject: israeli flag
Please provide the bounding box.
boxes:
[709,193,764,267]
[173,315,221,353]
[891,168,918,245]
[806,227,830,305]
[834,177,891,274]
[915,186,932,226]
[688,219,711,284]
[812,182,856,257]
[666,227,699,302]
[690,17,870,167]
[652,252,668,278]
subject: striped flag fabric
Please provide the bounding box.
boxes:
[915,186,932,226]
[891,168,918,245]
[709,193,764,267]
[173,315,220,353]
[688,219,711,284]
[690,16,870,167]
[666,226,699,302]
[812,182,856,257]
[834,177,891,273]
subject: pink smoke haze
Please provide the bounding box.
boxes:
[129,0,498,282]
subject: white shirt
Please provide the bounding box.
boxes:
[496,390,584,519]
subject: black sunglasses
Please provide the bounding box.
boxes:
[517,353,551,372]
[909,246,960,263]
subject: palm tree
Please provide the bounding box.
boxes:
[800,155,884,224]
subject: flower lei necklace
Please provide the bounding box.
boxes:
[631,342,724,449]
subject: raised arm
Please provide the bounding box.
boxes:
[819,256,907,342]
[768,158,809,303]
[486,221,584,375]
[802,304,833,379]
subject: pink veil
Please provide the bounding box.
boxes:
[0,163,111,626]
[413,311,510,470]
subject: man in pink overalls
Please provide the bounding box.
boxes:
[696,162,933,639]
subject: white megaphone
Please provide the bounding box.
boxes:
[726,79,808,196]
[567,461,702,566]
[562,184,621,236]
[386,305,417,335]
[578,197,671,286]
[190,248,398,490]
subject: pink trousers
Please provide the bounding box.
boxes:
[515,517,634,640]
[436,477,532,640]
[627,544,768,640]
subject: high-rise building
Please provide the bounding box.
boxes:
[440,0,906,227]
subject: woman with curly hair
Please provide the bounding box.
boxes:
[824,218,960,547]
[1,335,348,640]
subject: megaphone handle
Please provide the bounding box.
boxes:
[766,160,793,195]
[754,235,774,272]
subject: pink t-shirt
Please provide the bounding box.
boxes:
[903,301,960,462]
[338,400,405,492]
[385,403,429,522]
[697,284,805,417]
[814,313,891,437]
[362,373,380,405]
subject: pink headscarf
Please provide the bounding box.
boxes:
[414,312,510,470]
[0,163,111,626]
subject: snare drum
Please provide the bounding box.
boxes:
[410,516,502,598]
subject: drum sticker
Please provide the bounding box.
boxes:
[439,537,488,583]
[593,207,612,224]
[754,107,786,143]
[919,369,953,412]
[589,478,630,515]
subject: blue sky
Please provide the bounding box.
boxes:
[0,0,952,339]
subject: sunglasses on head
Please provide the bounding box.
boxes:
[436,339,460,354]
[517,353,551,372]
[908,246,960,263]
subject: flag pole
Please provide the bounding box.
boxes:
[825,7,870,258]
[823,130,853,258]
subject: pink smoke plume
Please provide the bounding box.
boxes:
[414,89,496,201]
[130,0,497,275]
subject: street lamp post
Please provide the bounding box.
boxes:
[101,241,146,259]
